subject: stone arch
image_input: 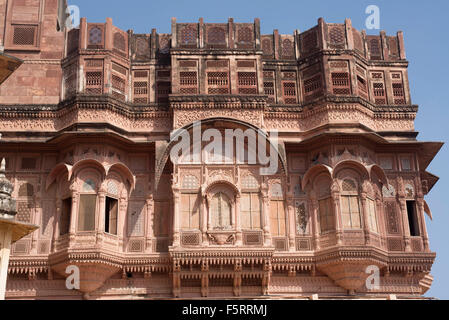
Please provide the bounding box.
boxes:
[155,117,288,190]
[301,164,333,191]
[69,159,106,181]
[367,164,389,186]
[46,163,72,191]
[332,160,370,181]
[106,163,136,192]
[18,182,34,198]
[204,180,240,200]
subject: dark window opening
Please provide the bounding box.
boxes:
[105,197,118,235]
[60,198,72,236]
[406,201,420,236]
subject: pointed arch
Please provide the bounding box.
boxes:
[204,180,240,199]
[106,163,136,191]
[301,164,333,191]
[155,117,287,190]
[367,164,389,186]
[332,160,370,180]
[69,159,106,181]
[46,163,72,191]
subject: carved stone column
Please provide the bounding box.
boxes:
[287,197,296,251]
[235,194,242,245]
[397,177,411,252]
[172,259,181,298]
[172,188,181,247]
[146,196,154,252]
[97,191,106,245]
[331,181,342,245]
[201,197,208,246]
[30,196,41,254]
[360,191,370,245]
[399,197,411,252]
[118,192,127,248]
[417,198,429,251]
[310,195,320,251]
[69,192,78,240]
[51,198,62,253]
[261,186,271,246]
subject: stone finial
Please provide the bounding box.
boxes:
[0,158,5,174]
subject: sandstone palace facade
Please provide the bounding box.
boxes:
[0,0,443,299]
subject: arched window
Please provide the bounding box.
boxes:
[78,178,97,232]
[210,192,232,230]
[316,176,334,234]
[340,179,362,230]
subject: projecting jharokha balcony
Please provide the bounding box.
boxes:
[0,3,441,299]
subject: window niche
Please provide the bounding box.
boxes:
[210,192,232,230]
[315,176,334,234]
[78,194,97,232]
[406,201,420,237]
[105,197,118,235]
[340,178,362,230]
[269,183,286,237]
[77,178,98,232]
[60,198,72,236]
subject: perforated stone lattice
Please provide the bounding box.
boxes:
[89,26,103,45]
[12,25,36,45]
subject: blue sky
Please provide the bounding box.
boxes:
[68,0,449,299]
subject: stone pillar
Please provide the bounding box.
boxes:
[228,18,234,49]
[146,196,154,244]
[360,192,371,245]
[172,189,181,247]
[310,196,320,250]
[117,193,127,245]
[261,187,271,246]
[198,18,204,49]
[287,197,296,251]
[51,198,62,253]
[331,186,343,245]
[79,18,87,50]
[345,18,354,50]
[273,29,279,60]
[69,192,78,236]
[235,194,242,246]
[0,225,12,300]
[105,17,113,50]
[98,192,106,231]
[171,18,177,48]
[201,197,208,246]
[399,197,411,252]
[30,197,40,254]
[417,198,429,252]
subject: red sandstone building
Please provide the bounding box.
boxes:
[0,0,443,300]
